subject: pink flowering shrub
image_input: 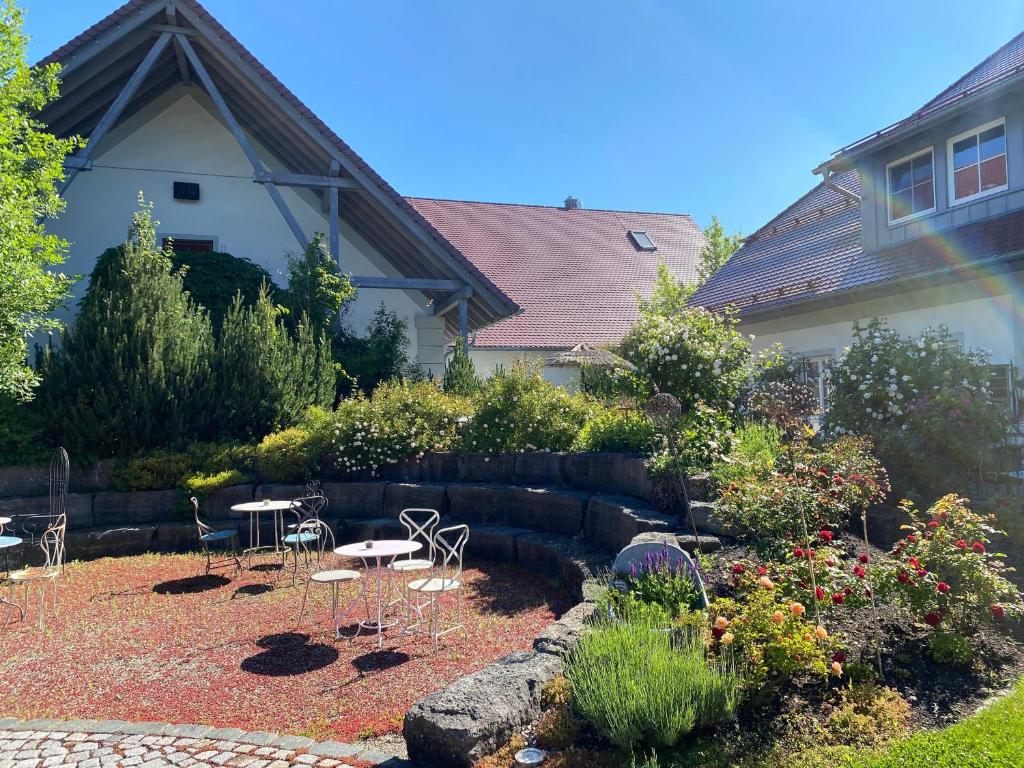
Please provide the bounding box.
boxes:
[879,494,1023,661]
[826,318,1007,501]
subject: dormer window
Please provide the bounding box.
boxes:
[887,148,935,224]
[948,118,1007,204]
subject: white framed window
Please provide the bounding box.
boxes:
[947,118,1007,205]
[886,148,935,224]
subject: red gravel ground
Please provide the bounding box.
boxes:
[0,553,572,742]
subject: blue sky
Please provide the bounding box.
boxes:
[23,0,1024,236]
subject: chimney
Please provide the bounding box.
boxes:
[563,195,581,210]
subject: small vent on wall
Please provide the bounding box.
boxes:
[173,181,200,201]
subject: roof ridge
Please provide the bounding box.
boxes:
[915,29,1024,115]
[405,195,696,220]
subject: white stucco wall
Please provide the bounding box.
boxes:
[468,348,582,390]
[47,85,445,375]
[740,277,1021,364]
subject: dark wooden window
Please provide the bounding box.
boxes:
[163,238,214,253]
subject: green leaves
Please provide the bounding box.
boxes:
[0,0,81,399]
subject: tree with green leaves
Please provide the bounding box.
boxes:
[442,337,480,395]
[39,197,214,457]
[637,261,694,320]
[697,215,743,285]
[333,303,411,393]
[0,0,80,400]
[284,233,355,336]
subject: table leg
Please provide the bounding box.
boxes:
[375,556,384,649]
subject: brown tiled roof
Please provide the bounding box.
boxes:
[691,169,1024,317]
[408,198,704,349]
[40,0,518,318]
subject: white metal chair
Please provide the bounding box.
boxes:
[295,519,361,639]
[9,513,66,629]
[283,492,328,584]
[390,508,439,575]
[406,524,469,650]
[192,497,241,575]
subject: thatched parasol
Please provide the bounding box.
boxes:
[544,343,636,371]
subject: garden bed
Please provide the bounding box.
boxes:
[0,553,573,744]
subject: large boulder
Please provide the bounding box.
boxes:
[687,500,731,536]
[583,495,677,554]
[404,650,564,767]
[445,484,506,525]
[93,490,182,526]
[463,525,528,564]
[320,482,385,519]
[459,454,516,484]
[507,487,588,536]
[513,452,566,487]
[421,452,460,483]
[0,493,93,531]
[562,453,653,500]
[383,483,447,518]
[533,601,596,656]
[199,485,256,521]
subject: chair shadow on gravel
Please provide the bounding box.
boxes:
[467,563,575,618]
[153,574,230,595]
[233,582,274,598]
[241,631,339,676]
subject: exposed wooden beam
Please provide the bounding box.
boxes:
[350,277,463,291]
[176,32,308,250]
[164,4,192,86]
[431,286,473,316]
[61,31,173,195]
[328,159,341,267]
[458,295,469,345]
[172,0,512,320]
[252,171,360,190]
[147,22,198,36]
[57,4,163,78]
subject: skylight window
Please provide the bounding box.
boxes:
[628,230,657,251]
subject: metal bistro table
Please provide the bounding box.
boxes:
[0,534,24,628]
[231,500,298,564]
[336,539,421,649]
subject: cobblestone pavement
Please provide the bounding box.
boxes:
[0,720,419,768]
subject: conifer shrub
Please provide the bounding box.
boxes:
[39,197,214,457]
[442,337,480,396]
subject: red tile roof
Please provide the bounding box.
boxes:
[408,198,705,349]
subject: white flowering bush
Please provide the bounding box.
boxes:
[619,306,751,411]
[827,318,1007,500]
[463,363,595,454]
[331,380,470,475]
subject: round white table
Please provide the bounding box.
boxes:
[231,500,298,562]
[0,535,24,628]
[336,539,421,649]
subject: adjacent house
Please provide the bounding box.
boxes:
[691,31,1024,410]
[40,0,702,381]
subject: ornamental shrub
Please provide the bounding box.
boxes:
[170,249,278,332]
[38,197,215,457]
[619,305,751,412]
[212,287,335,441]
[566,619,740,750]
[463,363,595,454]
[255,427,318,483]
[110,441,256,491]
[714,435,888,553]
[331,380,469,476]
[281,233,355,337]
[572,407,656,453]
[711,422,783,487]
[742,345,820,434]
[827,318,1007,502]
[333,303,412,394]
[708,573,837,693]
[879,494,1023,660]
[609,544,704,618]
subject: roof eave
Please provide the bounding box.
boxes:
[732,248,1024,324]
[813,71,1024,175]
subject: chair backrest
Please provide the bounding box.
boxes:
[191,496,214,539]
[293,493,328,522]
[39,514,67,573]
[49,447,69,524]
[296,518,335,570]
[399,508,440,562]
[433,524,469,587]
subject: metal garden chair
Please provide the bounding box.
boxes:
[295,519,361,638]
[282,492,328,584]
[406,524,470,650]
[191,497,241,575]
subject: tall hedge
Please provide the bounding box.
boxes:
[212,286,335,440]
[39,198,214,457]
